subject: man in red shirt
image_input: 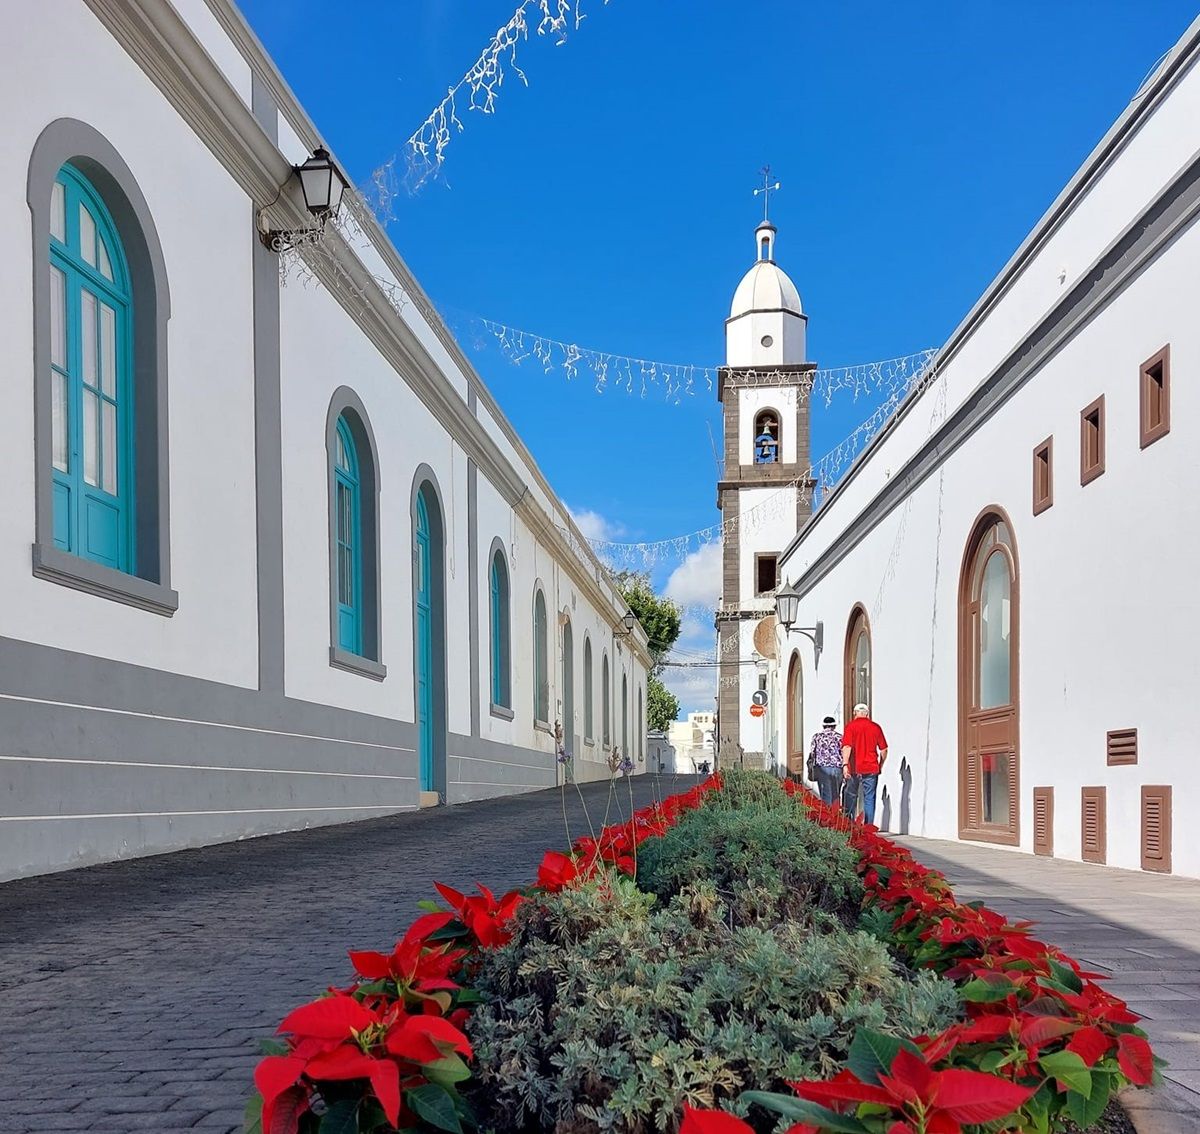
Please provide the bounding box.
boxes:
[840,703,888,824]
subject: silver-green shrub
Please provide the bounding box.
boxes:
[467,874,959,1134]
[636,770,864,931]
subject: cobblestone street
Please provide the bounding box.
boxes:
[0,776,683,1133]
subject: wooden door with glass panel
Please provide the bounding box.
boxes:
[959,513,1019,844]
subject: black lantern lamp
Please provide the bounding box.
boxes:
[296,147,348,218]
[259,145,349,252]
[775,582,823,666]
[623,611,637,634]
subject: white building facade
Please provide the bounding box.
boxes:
[0,0,650,882]
[773,17,1200,879]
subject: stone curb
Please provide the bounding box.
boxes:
[1121,1083,1200,1134]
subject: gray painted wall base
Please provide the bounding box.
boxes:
[0,636,572,881]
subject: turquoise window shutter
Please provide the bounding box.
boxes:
[333,417,363,655]
[50,166,134,572]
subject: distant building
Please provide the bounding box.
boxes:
[668,711,716,772]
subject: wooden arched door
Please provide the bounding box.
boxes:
[844,606,871,715]
[958,510,1019,844]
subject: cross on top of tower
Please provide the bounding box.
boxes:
[752,165,781,223]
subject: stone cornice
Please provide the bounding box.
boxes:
[82,0,637,631]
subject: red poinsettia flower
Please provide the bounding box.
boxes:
[434,881,523,948]
[255,992,472,1134]
[792,1047,1035,1133]
[536,850,580,892]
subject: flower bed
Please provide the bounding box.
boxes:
[247,773,1158,1134]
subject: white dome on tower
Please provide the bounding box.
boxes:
[729,221,802,318]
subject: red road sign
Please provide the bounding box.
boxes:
[749,703,766,718]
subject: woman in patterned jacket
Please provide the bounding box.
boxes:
[808,716,844,805]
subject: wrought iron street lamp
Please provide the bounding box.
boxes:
[259,146,350,253]
[775,582,823,666]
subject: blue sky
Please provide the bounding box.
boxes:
[239,0,1197,711]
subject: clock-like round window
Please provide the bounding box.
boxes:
[761,334,774,348]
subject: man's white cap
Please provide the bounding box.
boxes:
[853,702,869,715]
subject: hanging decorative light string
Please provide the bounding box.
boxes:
[452,309,935,406]
[367,0,608,210]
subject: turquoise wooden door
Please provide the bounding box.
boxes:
[415,493,434,791]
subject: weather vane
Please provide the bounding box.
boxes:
[753,165,781,222]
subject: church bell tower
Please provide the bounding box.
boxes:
[716,192,815,769]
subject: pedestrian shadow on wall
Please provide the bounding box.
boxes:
[879,758,914,836]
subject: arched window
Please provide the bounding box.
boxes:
[622,673,629,757]
[562,617,574,752]
[31,123,174,613]
[602,652,611,747]
[637,686,644,762]
[959,510,1020,845]
[333,417,362,654]
[844,605,871,715]
[533,588,549,724]
[583,636,594,742]
[48,165,133,571]
[327,391,382,676]
[753,409,780,464]
[489,547,511,710]
[787,652,804,766]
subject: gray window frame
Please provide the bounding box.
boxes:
[28,118,176,614]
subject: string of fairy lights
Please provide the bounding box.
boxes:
[367,0,608,207]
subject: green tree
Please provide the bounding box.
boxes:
[646,674,680,732]
[614,572,681,662]
[615,573,684,730]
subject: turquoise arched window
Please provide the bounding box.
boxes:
[334,416,363,654]
[50,165,133,570]
[602,653,611,747]
[583,637,594,742]
[490,550,511,708]
[533,589,549,723]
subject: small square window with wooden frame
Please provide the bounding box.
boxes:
[1140,345,1170,449]
[755,553,778,596]
[1080,396,1105,486]
[1032,437,1053,515]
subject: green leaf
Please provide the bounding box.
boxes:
[960,976,1018,1003]
[423,1054,473,1087]
[740,1092,869,1134]
[845,1027,920,1085]
[1048,958,1083,993]
[243,1093,263,1134]
[417,899,442,913]
[1066,1082,1109,1127]
[319,1100,360,1134]
[406,1084,463,1134]
[257,1039,291,1057]
[978,1049,1006,1073]
[1040,1049,1093,1097]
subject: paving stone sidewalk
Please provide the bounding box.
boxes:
[0,775,686,1134]
[895,834,1200,1119]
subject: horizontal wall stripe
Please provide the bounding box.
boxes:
[0,804,417,822]
[0,753,415,781]
[0,693,415,754]
[448,752,554,771]
[450,781,549,790]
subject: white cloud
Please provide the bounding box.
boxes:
[664,541,721,609]
[662,666,716,718]
[569,506,626,543]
